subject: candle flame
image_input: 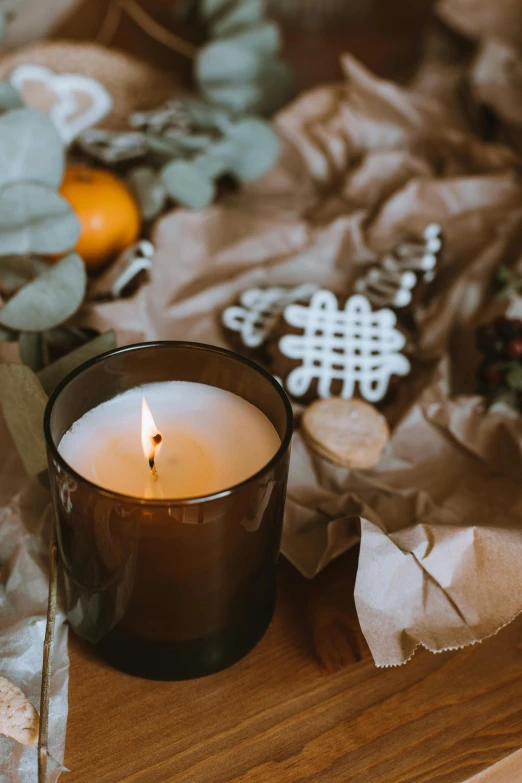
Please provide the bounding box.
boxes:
[141,396,162,477]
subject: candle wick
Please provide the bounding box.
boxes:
[149,432,162,481]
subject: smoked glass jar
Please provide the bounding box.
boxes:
[44,342,293,680]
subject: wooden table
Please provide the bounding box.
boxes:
[66,547,522,782]
[59,3,522,780]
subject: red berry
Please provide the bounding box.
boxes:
[508,338,522,358]
[487,366,502,384]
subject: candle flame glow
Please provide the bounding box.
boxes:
[141,395,162,476]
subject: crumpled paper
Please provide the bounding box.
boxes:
[415,1,522,152]
[0,414,68,782]
[81,54,522,667]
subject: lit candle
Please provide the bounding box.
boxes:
[58,381,281,500]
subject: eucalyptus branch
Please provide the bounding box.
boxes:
[38,519,58,783]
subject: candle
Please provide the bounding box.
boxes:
[58,381,281,500]
[45,342,292,679]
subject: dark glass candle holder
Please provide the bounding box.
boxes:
[44,342,293,680]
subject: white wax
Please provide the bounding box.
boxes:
[58,382,281,500]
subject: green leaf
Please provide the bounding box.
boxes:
[192,143,233,177]
[38,330,117,396]
[127,167,167,221]
[176,96,230,130]
[0,253,86,331]
[0,109,64,189]
[0,183,80,255]
[506,362,522,391]
[19,331,45,371]
[43,325,96,359]
[225,118,280,180]
[0,81,23,113]
[200,81,263,115]
[0,324,16,340]
[144,134,185,159]
[161,159,216,209]
[202,0,265,36]
[197,40,266,87]
[496,265,511,284]
[0,362,48,476]
[200,58,293,116]
[0,255,45,292]
[225,22,281,56]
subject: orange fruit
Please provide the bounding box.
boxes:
[59,166,141,271]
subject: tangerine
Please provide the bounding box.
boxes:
[59,166,141,271]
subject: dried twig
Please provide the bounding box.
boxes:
[97,0,198,59]
[38,520,58,783]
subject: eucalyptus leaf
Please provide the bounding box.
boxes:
[0,253,86,331]
[38,330,117,395]
[201,60,293,115]
[0,255,47,293]
[172,133,216,152]
[199,0,238,21]
[176,96,230,131]
[0,362,48,476]
[225,22,281,56]
[145,134,187,159]
[250,60,294,115]
[201,82,262,115]
[0,109,64,189]
[506,362,522,391]
[161,159,216,209]
[43,325,95,361]
[0,183,80,255]
[192,144,233,178]
[19,331,45,371]
[225,118,280,180]
[202,0,264,36]
[127,167,167,221]
[0,325,16,340]
[197,40,266,87]
[0,81,23,113]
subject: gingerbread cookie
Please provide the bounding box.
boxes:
[302,397,390,469]
[269,289,410,403]
[221,283,318,352]
[354,224,442,311]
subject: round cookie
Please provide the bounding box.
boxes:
[220,283,318,355]
[268,289,411,404]
[302,397,390,469]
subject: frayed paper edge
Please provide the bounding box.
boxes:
[375,603,522,668]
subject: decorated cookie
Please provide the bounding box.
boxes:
[269,289,410,403]
[302,397,390,469]
[9,64,112,145]
[354,224,442,311]
[221,283,318,352]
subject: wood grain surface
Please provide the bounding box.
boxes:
[66,548,522,783]
[56,4,522,781]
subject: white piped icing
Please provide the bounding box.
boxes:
[279,290,410,402]
[355,224,442,309]
[222,283,318,348]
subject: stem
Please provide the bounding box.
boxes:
[103,0,199,59]
[38,520,58,783]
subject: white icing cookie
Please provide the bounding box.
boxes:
[355,223,442,309]
[279,290,410,402]
[9,64,112,145]
[222,283,318,349]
